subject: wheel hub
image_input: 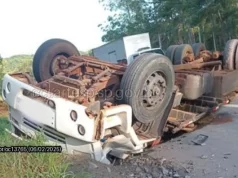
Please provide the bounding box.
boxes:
[51,55,68,75]
[142,71,167,108]
[153,86,160,96]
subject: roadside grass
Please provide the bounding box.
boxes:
[0,118,91,178]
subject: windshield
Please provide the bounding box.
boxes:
[141,48,164,55]
[133,54,139,59]
[128,49,164,64]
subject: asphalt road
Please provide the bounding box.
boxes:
[149,97,238,178]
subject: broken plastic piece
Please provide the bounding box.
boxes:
[191,134,208,145]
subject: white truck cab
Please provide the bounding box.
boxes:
[92,33,165,65]
[127,47,165,64]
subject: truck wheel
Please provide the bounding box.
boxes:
[192,43,206,57]
[165,45,178,64]
[224,39,238,70]
[235,46,238,69]
[33,38,80,82]
[174,44,194,65]
[120,53,175,124]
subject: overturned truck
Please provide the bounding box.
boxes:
[2,39,238,164]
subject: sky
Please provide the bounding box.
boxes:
[0,0,110,58]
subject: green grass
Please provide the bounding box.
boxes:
[0,117,9,133]
[0,55,33,96]
[0,118,91,178]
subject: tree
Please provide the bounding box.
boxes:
[98,0,238,50]
[87,49,93,56]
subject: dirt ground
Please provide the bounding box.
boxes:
[68,153,191,178]
[0,102,8,117]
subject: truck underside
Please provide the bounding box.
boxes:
[2,38,238,164]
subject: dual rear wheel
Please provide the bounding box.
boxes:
[165,43,206,64]
[165,40,238,70]
[223,39,238,70]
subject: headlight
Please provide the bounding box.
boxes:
[2,89,6,98]
[7,82,11,92]
[47,100,55,109]
[70,110,77,121]
[78,124,85,136]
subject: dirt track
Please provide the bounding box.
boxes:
[68,153,191,178]
[0,102,8,117]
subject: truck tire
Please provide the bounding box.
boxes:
[235,46,238,69]
[192,43,206,57]
[33,38,80,82]
[174,44,194,65]
[223,39,238,70]
[165,45,178,64]
[119,53,175,124]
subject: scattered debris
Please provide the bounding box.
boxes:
[191,134,208,145]
[135,167,142,172]
[161,166,169,175]
[200,155,208,159]
[106,167,111,173]
[129,173,134,177]
[160,157,166,165]
[173,173,180,177]
[88,162,98,170]
[144,166,149,173]
[224,156,229,159]
[223,152,231,159]
[69,154,192,178]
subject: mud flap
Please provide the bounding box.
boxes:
[133,90,177,139]
[149,90,177,137]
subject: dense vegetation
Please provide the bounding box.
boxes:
[0,55,33,101]
[2,55,33,74]
[98,0,238,51]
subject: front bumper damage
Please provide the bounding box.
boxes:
[2,74,156,164]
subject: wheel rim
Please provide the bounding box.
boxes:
[182,51,194,64]
[142,71,167,109]
[50,55,68,75]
